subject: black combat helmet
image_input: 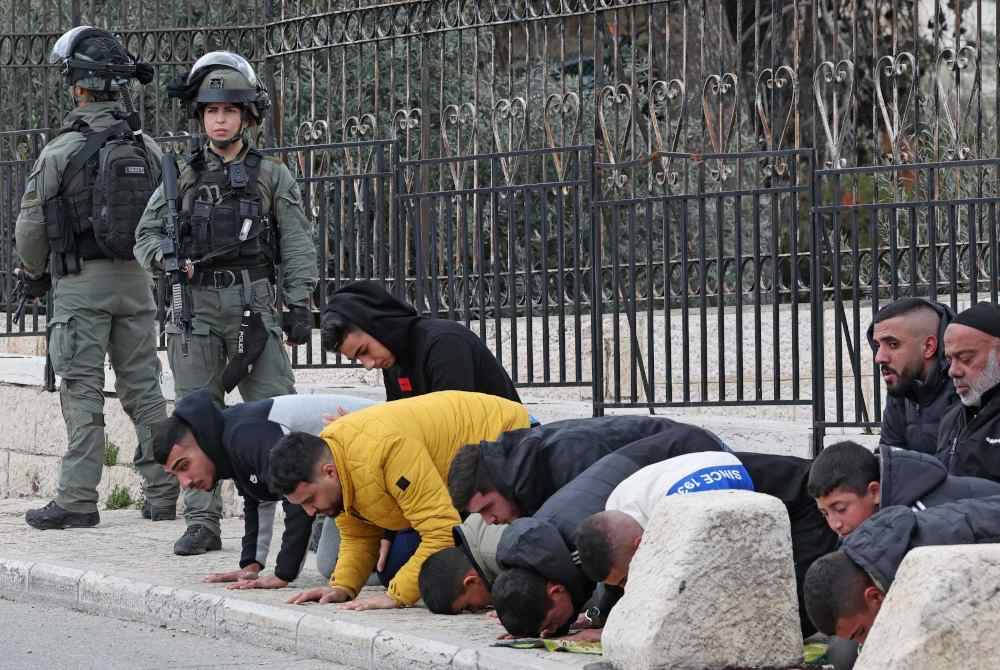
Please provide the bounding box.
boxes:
[49,25,152,91]
[186,51,270,123]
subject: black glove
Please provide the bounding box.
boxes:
[222,310,268,392]
[15,268,51,299]
[281,305,313,346]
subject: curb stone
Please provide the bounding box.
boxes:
[0,558,580,670]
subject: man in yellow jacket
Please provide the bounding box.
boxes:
[269,391,530,610]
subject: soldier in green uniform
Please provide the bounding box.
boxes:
[134,52,317,556]
[17,27,179,529]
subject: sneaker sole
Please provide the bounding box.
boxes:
[25,518,100,530]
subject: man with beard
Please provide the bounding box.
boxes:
[936,302,1000,482]
[869,298,956,455]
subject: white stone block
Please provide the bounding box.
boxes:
[27,563,83,607]
[855,545,1000,670]
[7,451,61,498]
[372,630,459,670]
[145,586,221,636]
[79,572,153,620]
[216,597,304,653]
[296,614,377,669]
[0,559,33,598]
[602,490,803,670]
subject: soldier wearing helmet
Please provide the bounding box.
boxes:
[134,52,317,558]
[17,26,179,531]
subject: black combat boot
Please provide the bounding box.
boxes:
[141,499,177,521]
[173,524,222,555]
[25,501,100,530]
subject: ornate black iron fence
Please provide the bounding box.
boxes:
[398,145,595,387]
[592,148,815,413]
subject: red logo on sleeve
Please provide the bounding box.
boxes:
[398,377,413,392]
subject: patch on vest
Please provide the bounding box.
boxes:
[124,165,145,175]
[396,476,411,491]
[986,437,1000,446]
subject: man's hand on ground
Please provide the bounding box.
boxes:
[226,574,289,590]
[338,593,401,611]
[204,564,261,583]
[287,586,352,605]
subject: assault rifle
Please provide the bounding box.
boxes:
[160,153,193,355]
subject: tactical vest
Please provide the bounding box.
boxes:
[44,118,157,276]
[177,148,277,272]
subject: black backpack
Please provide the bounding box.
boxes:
[60,120,160,260]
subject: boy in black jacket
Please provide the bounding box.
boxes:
[807,440,1000,538]
[320,280,520,402]
[153,391,374,588]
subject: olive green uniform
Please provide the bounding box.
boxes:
[134,143,317,535]
[15,102,179,514]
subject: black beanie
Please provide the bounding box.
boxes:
[952,302,1000,338]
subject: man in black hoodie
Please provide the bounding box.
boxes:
[447,416,728,523]
[153,391,375,587]
[316,279,522,582]
[869,298,957,455]
[936,302,1000,482]
[803,495,1000,645]
[321,280,520,402]
[807,440,1000,538]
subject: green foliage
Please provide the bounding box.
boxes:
[103,439,119,467]
[105,485,133,510]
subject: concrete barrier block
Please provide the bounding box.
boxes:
[296,614,377,669]
[0,559,34,598]
[450,648,479,670]
[7,451,61,498]
[602,490,803,670]
[855,545,1000,670]
[0,386,42,454]
[372,630,460,670]
[216,597,304,653]
[145,586,221,636]
[79,572,153,620]
[27,562,83,607]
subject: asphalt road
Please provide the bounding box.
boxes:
[0,597,350,670]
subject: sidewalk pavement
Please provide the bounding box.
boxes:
[0,498,593,670]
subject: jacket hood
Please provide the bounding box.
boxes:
[841,506,916,590]
[867,300,956,404]
[173,389,233,484]
[453,514,506,588]
[878,446,947,507]
[322,280,421,363]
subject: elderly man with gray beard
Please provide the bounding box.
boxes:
[936,302,1000,482]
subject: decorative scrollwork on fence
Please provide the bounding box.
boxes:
[492,97,528,186]
[441,102,477,191]
[642,78,685,188]
[702,72,738,182]
[392,107,422,192]
[934,44,979,161]
[596,83,634,191]
[755,65,798,178]
[543,92,581,182]
[343,114,379,212]
[875,52,917,165]
[814,59,855,168]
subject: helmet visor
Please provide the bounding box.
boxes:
[49,25,101,63]
[188,51,257,86]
